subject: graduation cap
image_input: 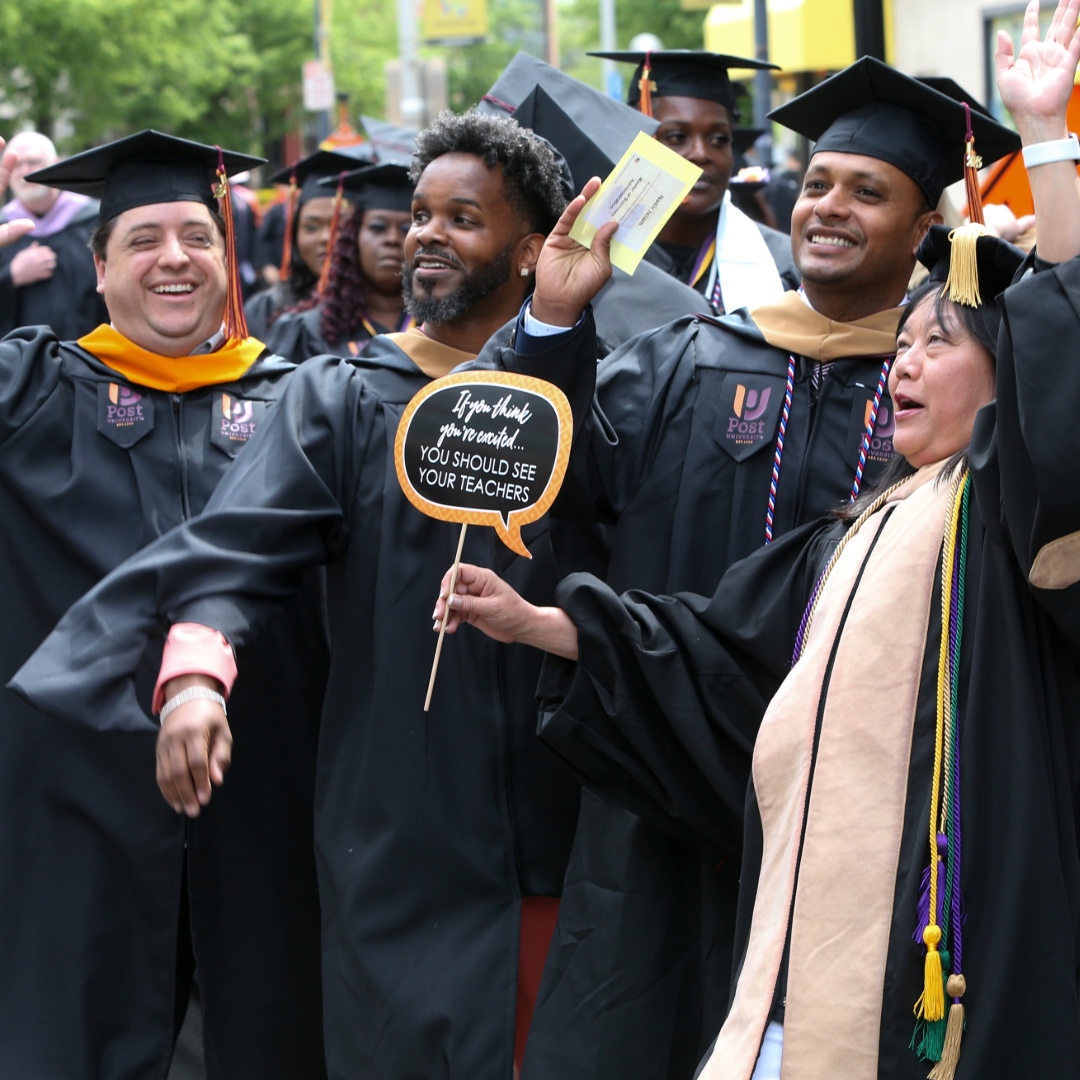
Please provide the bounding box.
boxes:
[768,57,1021,206]
[917,77,994,118]
[588,50,777,118]
[478,51,657,190]
[25,129,264,225]
[360,117,418,167]
[268,148,369,204]
[917,223,1025,307]
[733,126,765,156]
[27,129,266,343]
[320,162,413,213]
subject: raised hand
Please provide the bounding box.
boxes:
[996,0,1080,140]
[531,176,619,328]
[0,139,36,249]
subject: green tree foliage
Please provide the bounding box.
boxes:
[0,0,310,152]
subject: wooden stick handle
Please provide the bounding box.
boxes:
[424,522,469,712]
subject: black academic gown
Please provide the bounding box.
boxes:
[522,306,900,1080]
[0,328,327,1080]
[528,254,1080,1078]
[243,277,316,342]
[12,326,588,1080]
[0,201,108,339]
[266,304,379,364]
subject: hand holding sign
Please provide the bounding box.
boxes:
[395,370,572,709]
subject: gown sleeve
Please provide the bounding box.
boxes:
[8,356,373,730]
[535,518,839,848]
[971,254,1080,644]
[0,328,63,444]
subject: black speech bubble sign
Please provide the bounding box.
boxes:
[395,371,572,557]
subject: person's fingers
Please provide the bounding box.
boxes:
[0,220,35,248]
[207,724,233,787]
[161,729,202,816]
[155,745,185,813]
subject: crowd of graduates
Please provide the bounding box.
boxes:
[2,1,1080,1078]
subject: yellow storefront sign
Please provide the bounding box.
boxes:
[423,0,488,42]
[703,0,894,73]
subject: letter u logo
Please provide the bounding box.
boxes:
[743,387,772,421]
[865,400,895,437]
[230,401,254,424]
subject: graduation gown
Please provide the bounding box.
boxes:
[0,328,328,1079]
[530,254,1080,1078]
[0,200,108,339]
[13,326,588,1080]
[266,304,382,364]
[242,278,315,342]
[523,298,903,1080]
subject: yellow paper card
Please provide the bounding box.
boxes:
[568,131,703,275]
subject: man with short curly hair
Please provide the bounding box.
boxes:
[15,109,615,1079]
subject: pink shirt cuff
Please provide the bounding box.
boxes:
[152,623,238,713]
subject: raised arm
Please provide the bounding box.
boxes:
[997,0,1080,262]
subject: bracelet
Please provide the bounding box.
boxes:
[1022,133,1080,168]
[159,686,227,722]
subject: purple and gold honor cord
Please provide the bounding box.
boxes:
[912,469,971,1079]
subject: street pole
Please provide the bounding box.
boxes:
[397,0,425,129]
[853,0,886,60]
[599,0,618,99]
[753,0,771,141]
[314,0,331,143]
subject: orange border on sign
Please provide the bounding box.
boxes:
[394,370,573,557]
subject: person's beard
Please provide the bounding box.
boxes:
[402,244,513,326]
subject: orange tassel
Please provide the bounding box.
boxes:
[317,174,348,298]
[213,151,250,345]
[638,51,655,118]
[927,975,966,1080]
[962,104,984,226]
[278,173,299,282]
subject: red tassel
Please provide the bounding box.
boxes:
[279,173,299,282]
[213,149,250,344]
[316,174,348,298]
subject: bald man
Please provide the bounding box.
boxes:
[0,131,107,338]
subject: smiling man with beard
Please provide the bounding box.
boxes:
[12,109,618,1079]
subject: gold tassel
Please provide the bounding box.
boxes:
[213,154,250,345]
[944,223,992,308]
[916,925,946,1022]
[278,175,299,282]
[927,975,966,1080]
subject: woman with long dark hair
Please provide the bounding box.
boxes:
[267,162,413,361]
[244,148,362,341]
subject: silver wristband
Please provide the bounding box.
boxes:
[159,685,228,722]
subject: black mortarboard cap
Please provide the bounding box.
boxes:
[917,223,1024,306]
[917,77,994,118]
[588,50,777,116]
[25,130,265,225]
[768,57,1021,206]
[479,51,657,184]
[269,148,369,203]
[321,162,414,212]
[733,126,765,155]
[360,117,418,167]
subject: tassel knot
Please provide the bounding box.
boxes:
[916,925,946,1021]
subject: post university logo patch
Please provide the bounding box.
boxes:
[97,382,154,448]
[715,373,784,462]
[211,393,270,457]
